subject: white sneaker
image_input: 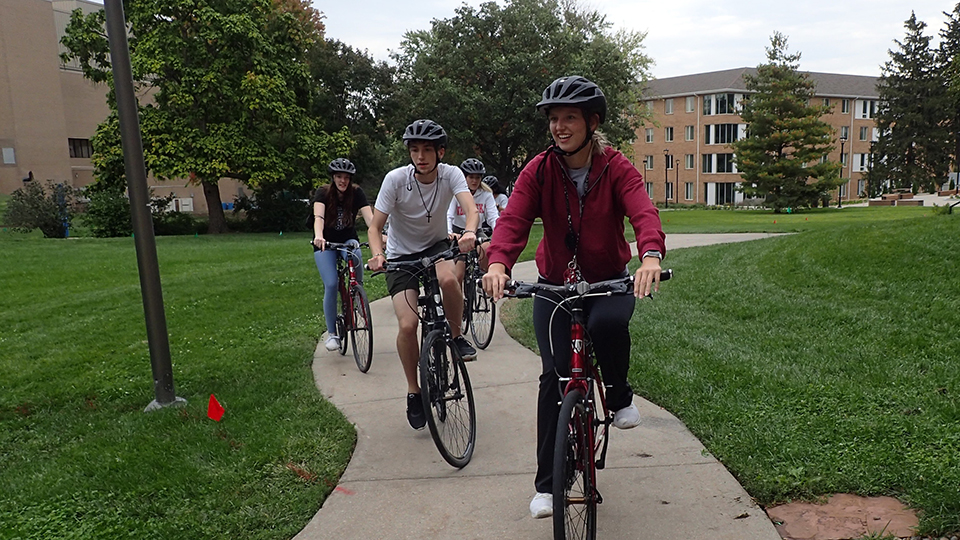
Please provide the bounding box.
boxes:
[529,492,553,519]
[613,402,641,429]
[324,336,340,351]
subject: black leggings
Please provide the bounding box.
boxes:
[531,279,636,494]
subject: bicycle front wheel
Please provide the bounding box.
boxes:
[419,329,476,468]
[349,285,374,373]
[553,389,597,540]
[469,285,496,349]
[335,314,348,356]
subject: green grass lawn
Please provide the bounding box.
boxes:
[658,205,932,233]
[502,211,960,535]
[0,232,387,539]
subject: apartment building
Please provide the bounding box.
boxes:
[635,68,880,206]
[0,0,241,214]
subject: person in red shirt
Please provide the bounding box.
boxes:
[483,76,666,519]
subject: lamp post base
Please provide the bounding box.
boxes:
[144,396,188,413]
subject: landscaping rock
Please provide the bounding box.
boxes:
[766,493,919,540]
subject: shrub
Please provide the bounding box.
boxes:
[4,181,79,238]
[232,184,310,233]
[82,187,132,237]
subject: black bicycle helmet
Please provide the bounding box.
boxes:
[328,158,356,176]
[403,119,448,148]
[460,158,486,176]
[482,175,501,192]
[536,76,607,124]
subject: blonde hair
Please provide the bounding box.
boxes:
[591,129,611,155]
[477,182,493,193]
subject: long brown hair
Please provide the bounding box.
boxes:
[324,180,356,228]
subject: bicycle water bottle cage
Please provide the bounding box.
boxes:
[418,295,428,307]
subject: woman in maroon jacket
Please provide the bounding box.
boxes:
[483,76,666,519]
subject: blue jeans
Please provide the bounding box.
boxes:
[313,240,363,334]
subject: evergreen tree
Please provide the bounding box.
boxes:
[732,32,841,213]
[941,3,960,189]
[867,12,951,196]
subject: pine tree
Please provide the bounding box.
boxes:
[732,32,841,213]
[867,12,951,196]
[941,3,960,189]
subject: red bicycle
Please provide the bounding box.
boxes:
[504,269,672,540]
[322,241,374,373]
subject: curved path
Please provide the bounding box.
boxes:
[295,233,783,540]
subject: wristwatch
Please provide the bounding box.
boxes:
[641,250,663,261]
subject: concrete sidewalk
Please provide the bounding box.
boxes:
[295,233,783,540]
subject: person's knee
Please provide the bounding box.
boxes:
[438,270,460,293]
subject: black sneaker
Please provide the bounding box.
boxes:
[406,393,426,430]
[454,336,477,361]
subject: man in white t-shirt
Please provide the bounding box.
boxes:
[367,119,480,431]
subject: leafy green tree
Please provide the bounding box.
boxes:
[61,0,353,233]
[390,0,651,184]
[308,38,397,191]
[940,3,960,188]
[867,12,951,196]
[732,33,841,212]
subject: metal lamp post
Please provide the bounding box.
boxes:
[663,148,669,208]
[838,135,847,208]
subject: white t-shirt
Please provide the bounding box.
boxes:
[494,193,509,210]
[375,163,469,257]
[447,189,499,234]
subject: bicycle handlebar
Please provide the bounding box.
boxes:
[503,269,673,299]
[308,240,369,251]
[368,244,463,277]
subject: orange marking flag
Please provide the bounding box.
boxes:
[208,394,225,421]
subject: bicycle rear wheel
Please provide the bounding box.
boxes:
[553,389,597,540]
[349,285,374,373]
[461,274,474,335]
[419,329,476,468]
[469,285,496,349]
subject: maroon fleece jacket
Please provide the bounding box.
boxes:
[488,146,666,284]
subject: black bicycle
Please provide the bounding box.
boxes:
[504,270,672,540]
[461,237,496,349]
[379,245,477,468]
[317,241,374,373]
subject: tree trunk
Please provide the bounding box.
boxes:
[202,179,229,234]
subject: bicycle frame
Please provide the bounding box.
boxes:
[328,242,366,330]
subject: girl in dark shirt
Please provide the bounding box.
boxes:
[311,158,374,351]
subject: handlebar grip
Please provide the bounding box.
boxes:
[660,269,673,281]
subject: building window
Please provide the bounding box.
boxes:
[684,154,694,169]
[685,182,694,200]
[840,126,849,140]
[665,98,674,114]
[68,138,93,159]
[684,125,694,141]
[702,154,713,173]
[665,127,674,142]
[822,98,831,107]
[685,96,695,113]
[820,155,828,164]
[716,153,735,173]
[871,128,879,142]
[841,99,850,114]
[854,153,873,172]
[859,126,869,141]
[644,155,654,170]
[645,128,654,143]
[857,100,876,119]
[1,147,15,165]
[665,154,674,169]
[714,124,739,144]
[841,153,848,166]
[666,182,674,200]
[645,100,654,111]
[858,179,866,196]
[645,181,654,198]
[839,183,847,197]
[703,97,712,116]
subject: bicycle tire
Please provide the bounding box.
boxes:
[553,389,597,540]
[461,272,474,335]
[419,329,476,468]
[350,285,374,373]
[469,285,496,349]
[335,314,348,356]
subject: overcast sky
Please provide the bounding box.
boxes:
[312,0,954,79]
